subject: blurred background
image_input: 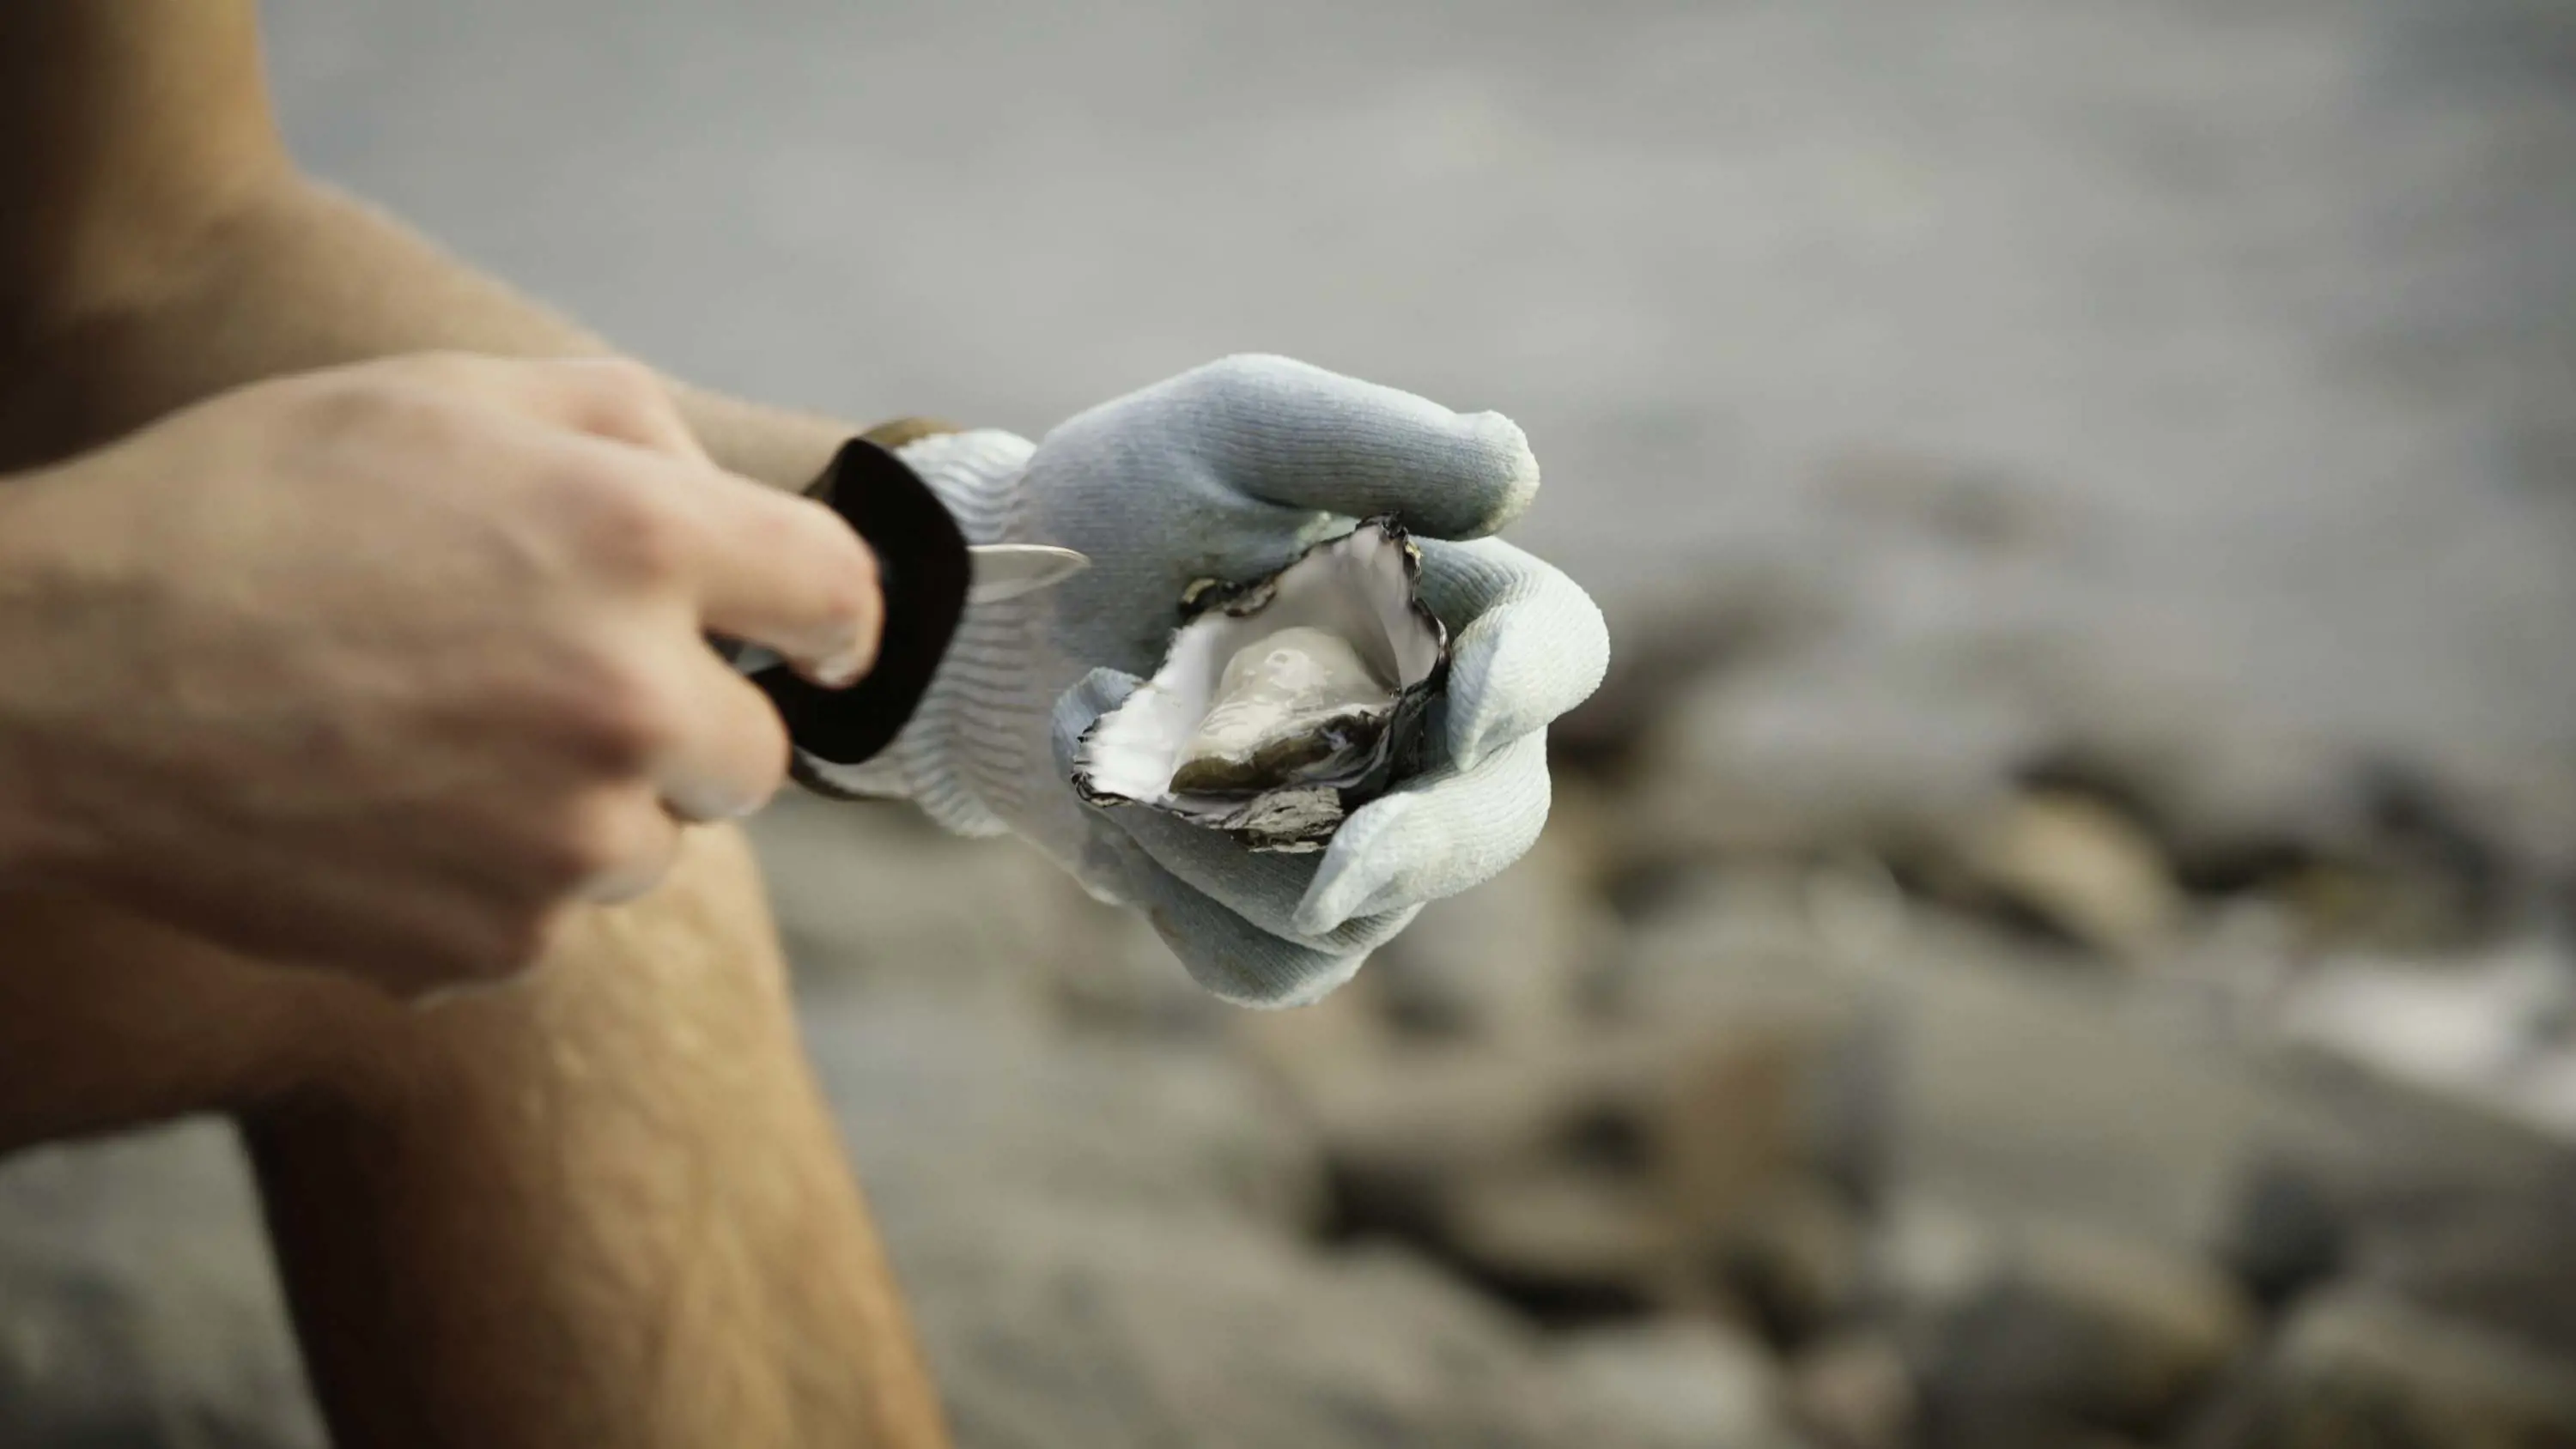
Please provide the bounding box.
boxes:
[7,1,2576,1445]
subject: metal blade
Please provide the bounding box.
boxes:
[969,543,1090,604]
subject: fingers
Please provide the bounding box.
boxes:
[538,432,882,688]
[1155,355,1541,541]
[1294,729,1555,935]
[1054,676,1388,1006]
[345,353,885,685]
[1084,824,1400,1008]
[362,355,884,684]
[653,463,883,688]
[569,791,687,904]
[649,634,793,822]
[1110,797,1421,955]
[1415,537,1612,769]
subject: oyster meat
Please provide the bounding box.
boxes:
[1072,518,1447,852]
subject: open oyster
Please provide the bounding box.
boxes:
[1071,518,1448,852]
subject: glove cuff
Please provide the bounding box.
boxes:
[804,427,1040,840]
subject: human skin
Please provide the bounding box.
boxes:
[0,4,951,1446]
[0,353,884,994]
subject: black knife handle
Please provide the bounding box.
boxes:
[738,437,969,767]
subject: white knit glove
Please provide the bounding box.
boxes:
[817,356,1608,1005]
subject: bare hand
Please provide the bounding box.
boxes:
[0,353,878,995]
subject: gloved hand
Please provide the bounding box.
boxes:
[817,355,1608,1005]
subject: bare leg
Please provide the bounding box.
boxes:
[0,825,949,1449]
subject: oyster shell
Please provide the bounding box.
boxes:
[1071,518,1447,852]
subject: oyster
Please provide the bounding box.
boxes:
[1072,518,1447,852]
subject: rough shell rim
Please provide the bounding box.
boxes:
[1070,516,1449,852]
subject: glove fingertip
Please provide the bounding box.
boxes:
[1307,732,1556,923]
[1291,876,1367,940]
[1085,812,1376,1008]
[1184,939,1370,1010]
[1472,409,1543,530]
[1148,877,1369,1008]
[1292,795,1413,935]
[1442,582,1611,768]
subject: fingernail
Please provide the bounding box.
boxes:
[665,780,769,823]
[815,648,871,688]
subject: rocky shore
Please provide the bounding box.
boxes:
[9,580,2573,1446]
[10,1,2576,1441]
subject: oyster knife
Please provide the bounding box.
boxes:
[723,541,1090,679]
[723,437,1084,770]
[965,543,1090,604]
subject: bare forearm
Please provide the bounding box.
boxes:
[0,174,851,488]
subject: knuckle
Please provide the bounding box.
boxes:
[567,355,665,401]
[561,358,687,445]
[288,371,423,435]
[472,904,558,977]
[560,797,642,880]
[285,369,478,461]
[565,476,690,582]
[522,794,646,893]
[327,355,489,422]
[558,652,683,768]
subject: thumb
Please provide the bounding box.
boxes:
[1163,355,1540,541]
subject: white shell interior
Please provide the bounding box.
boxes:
[1177,626,1389,776]
[1078,524,1439,808]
